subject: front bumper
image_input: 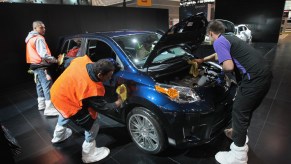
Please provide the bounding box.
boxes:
[164,102,232,148]
[184,103,232,145]
[163,85,236,148]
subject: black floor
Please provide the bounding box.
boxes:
[1,36,291,164]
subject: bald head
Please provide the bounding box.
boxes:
[32,20,46,35]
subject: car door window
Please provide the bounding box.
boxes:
[243,26,247,31]
[67,39,82,57]
[86,39,116,62]
[238,26,244,33]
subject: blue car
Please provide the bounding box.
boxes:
[57,13,237,154]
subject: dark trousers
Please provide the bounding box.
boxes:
[232,78,272,147]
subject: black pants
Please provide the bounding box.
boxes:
[70,108,95,131]
[232,77,272,147]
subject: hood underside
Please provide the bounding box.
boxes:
[144,12,208,67]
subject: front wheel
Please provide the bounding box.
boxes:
[126,107,167,154]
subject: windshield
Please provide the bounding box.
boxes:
[152,46,189,64]
[113,33,161,67]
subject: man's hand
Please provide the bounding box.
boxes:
[193,58,204,64]
[115,96,123,108]
[187,58,204,65]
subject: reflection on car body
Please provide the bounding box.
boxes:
[56,13,237,155]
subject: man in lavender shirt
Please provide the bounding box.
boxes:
[194,20,272,164]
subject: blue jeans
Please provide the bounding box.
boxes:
[34,68,52,100]
[57,114,100,142]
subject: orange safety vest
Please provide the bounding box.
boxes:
[50,55,105,119]
[26,35,51,64]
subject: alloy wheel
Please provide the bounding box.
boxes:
[128,114,159,152]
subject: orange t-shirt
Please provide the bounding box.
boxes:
[50,55,105,119]
[26,35,51,64]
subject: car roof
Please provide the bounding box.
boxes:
[66,30,156,39]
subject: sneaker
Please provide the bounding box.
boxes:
[44,100,59,116]
[51,128,72,143]
[215,142,248,164]
[82,140,110,163]
[82,147,110,163]
[44,108,59,116]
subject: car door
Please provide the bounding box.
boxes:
[85,38,125,121]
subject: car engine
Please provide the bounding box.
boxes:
[167,61,234,89]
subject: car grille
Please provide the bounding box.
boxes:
[183,103,232,143]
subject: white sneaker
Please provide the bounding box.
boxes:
[44,100,59,116]
[51,125,72,143]
[44,109,59,116]
[82,140,110,163]
[37,97,45,110]
[215,142,248,164]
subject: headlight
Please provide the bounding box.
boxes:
[155,83,200,103]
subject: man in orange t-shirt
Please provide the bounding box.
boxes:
[51,56,123,163]
[25,20,61,116]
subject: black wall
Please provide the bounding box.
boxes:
[215,0,285,43]
[0,3,168,91]
[179,4,208,21]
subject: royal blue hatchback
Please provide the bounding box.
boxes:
[57,13,237,154]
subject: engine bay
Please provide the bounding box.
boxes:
[156,61,235,89]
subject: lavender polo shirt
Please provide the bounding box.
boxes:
[213,35,250,80]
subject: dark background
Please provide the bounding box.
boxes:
[179,0,285,58]
[179,0,285,43]
[0,3,168,91]
[179,3,208,21]
[215,0,285,43]
[0,0,287,90]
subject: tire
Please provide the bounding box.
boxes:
[126,107,167,154]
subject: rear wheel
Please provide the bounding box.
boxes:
[126,107,167,154]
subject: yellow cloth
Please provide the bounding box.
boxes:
[116,84,127,102]
[57,53,65,66]
[27,69,34,74]
[187,60,199,77]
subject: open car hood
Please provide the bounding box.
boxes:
[143,12,208,68]
[216,19,235,34]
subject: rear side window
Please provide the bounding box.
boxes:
[61,38,82,57]
[60,40,69,54]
